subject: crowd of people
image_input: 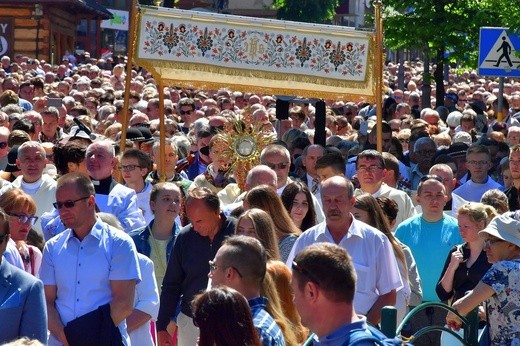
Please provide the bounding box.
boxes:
[0,51,520,346]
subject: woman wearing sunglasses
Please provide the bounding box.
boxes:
[0,188,41,276]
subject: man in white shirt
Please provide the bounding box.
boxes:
[0,141,56,236]
[287,176,402,325]
[452,144,503,207]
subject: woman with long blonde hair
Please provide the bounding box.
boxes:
[243,185,301,262]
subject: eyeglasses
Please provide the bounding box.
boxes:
[179,109,194,115]
[420,174,443,183]
[357,165,384,173]
[53,196,90,209]
[399,138,410,143]
[292,261,320,285]
[209,260,243,277]
[6,212,39,225]
[0,142,7,149]
[0,233,8,243]
[264,162,289,170]
[467,160,490,166]
[484,239,504,247]
[119,164,142,172]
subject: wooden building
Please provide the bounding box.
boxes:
[0,0,111,63]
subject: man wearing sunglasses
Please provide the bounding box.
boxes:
[177,97,197,134]
[0,211,47,344]
[40,172,141,346]
[260,143,325,222]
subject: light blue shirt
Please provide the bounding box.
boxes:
[40,218,141,346]
[395,214,461,302]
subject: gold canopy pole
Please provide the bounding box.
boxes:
[158,79,166,182]
[121,0,139,146]
[374,0,383,153]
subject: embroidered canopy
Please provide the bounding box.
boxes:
[134,6,376,101]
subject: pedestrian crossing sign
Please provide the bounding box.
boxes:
[478,27,520,77]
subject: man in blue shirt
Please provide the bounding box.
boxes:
[210,235,285,346]
[40,172,141,346]
[291,242,381,345]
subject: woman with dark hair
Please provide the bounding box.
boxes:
[192,286,261,346]
[243,185,301,262]
[52,141,87,176]
[280,181,317,231]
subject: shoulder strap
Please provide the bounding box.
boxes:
[28,246,35,276]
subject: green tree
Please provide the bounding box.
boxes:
[382,0,520,106]
[273,0,340,24]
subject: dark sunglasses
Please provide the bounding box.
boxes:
[0,142,7,149]
[264,162,289,170]
[131,122,150,128]
[292,261,320,285]
[179,109,194,115]
[53,196,90,209]
[420,174,443,183]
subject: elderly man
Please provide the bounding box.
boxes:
[40,173,140,346]
[409,137,438,190]
[0,210,47,344]
[0,141,56,236]
[301,144,325,199]
[287,176,403,325]
[86,140,146,232]
[157,187,236,346]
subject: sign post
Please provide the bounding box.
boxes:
[478,27,520,120]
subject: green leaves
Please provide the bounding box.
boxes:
[383,0,520,67]
[273,0,341,24]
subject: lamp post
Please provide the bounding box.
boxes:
[31,4,44,59]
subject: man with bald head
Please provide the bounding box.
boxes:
[220,165,277,216]
[287,176,403,325]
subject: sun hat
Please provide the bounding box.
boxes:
[479,213,520,248]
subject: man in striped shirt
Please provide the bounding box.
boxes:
[209,235,285,346]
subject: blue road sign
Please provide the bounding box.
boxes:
[479,27,520,77]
